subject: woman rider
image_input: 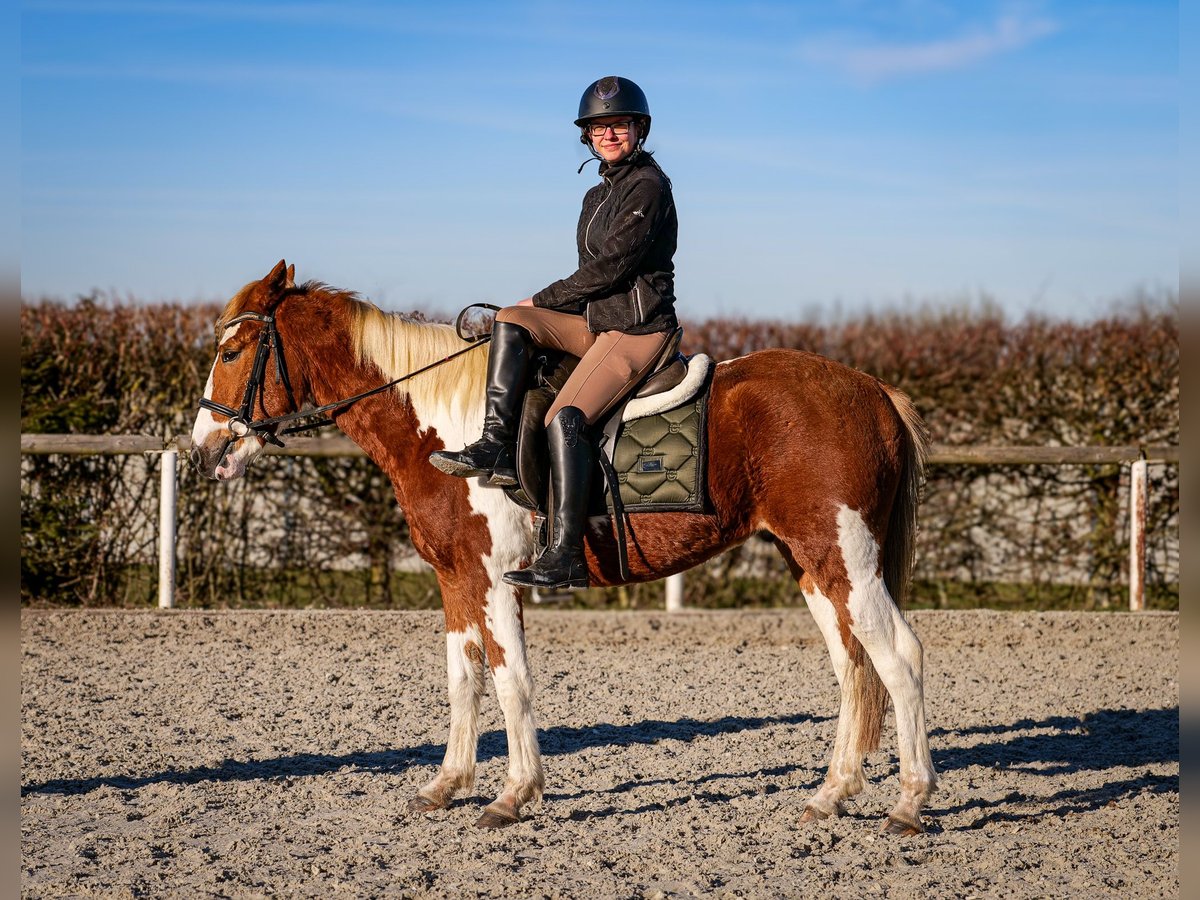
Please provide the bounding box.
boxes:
[429,75,679,591]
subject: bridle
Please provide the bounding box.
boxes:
[199,311,296,448]
[198,303,497,450]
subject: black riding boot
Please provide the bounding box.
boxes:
[504,407,592,590]
[428,321,531,486]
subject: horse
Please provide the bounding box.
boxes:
[190,260,936,834]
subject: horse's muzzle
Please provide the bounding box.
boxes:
[189,434,240,481]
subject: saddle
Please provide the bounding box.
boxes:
[501,328,714,578]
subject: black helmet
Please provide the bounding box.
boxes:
[575,75,651,140]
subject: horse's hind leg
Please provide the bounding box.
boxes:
[858,603,936,834]
[834,506,936,834]
[795,575,882,822]
[408,624,486,813]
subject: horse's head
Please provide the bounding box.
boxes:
[190,259,298,481]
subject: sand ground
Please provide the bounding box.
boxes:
[21,608,1178,898]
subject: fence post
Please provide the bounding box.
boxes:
[1129,457,1148,611]
[158,449,178,609]
[665,572,685,612]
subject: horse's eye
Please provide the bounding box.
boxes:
[221,349,242,364]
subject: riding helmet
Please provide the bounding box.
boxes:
[575,76,651,143]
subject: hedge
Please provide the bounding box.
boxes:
[20,291,1178,609]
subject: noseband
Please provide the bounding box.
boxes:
[198,304,497,450]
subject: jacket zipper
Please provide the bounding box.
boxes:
[583,181,612,259]
[585,178,612,332]
[634,282,646,322]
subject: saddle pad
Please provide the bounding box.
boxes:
[622,354,713,422]
[609,389,708,514]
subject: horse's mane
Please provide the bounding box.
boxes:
[217,278,489,421]
[333,284,489,421]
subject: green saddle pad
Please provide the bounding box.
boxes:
[609,393,708,514]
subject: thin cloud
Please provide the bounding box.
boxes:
[800,12,1059,82]
[25,1,362,24]
[24,0,575,45]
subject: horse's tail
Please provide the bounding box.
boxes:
[849,383,929,756]
[880,383,929,611]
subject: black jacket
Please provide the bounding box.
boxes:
[532,152,678,335]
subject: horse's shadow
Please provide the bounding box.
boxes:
[549,762,813,822]
[20,712,826,798]
[546,706,1180,823]
[931,706,1178,774]
[924,705,1178,825]
[23,707,1178,825]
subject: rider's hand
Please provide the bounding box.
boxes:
[516,297,534,307]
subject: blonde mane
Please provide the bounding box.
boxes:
[218,277,489,421]
[346,295,490,422]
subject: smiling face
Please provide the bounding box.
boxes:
[588,116,639,164]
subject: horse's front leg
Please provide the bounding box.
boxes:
[408,623,487,813]
[477,580,544,828]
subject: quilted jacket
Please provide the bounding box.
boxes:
[532,151,678,335]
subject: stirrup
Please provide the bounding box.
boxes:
[486,468,518,487]
[503,567,589,591]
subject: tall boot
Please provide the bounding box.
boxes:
[428,321,531,486]
[504,406,593,590]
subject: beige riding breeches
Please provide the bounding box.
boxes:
[495,305,671,426]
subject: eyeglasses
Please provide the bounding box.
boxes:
[587,121,634,137]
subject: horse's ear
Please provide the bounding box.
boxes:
[262,259,290,309]
[264,259,289,289]
[285,264,295,289]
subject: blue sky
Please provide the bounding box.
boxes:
[21,1,1177,321]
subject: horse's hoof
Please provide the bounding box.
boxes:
[881,815,924,836]
[407,794,444,814]
[799,801,844,823]
[475,803,520,829]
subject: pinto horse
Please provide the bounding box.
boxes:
[190,260,936,834]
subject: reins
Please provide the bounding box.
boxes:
[199,303,499,446]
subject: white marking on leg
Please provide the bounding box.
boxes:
[802,582,867,816]
[837,505,936,824]
[444,626,485,787]
[485,590,544,810]
[404,356,542,812]
[415,624,486,808]
[472,482,543,811]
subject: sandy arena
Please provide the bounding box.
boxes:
[21,608,1178,898]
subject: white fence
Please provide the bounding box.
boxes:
[21,434,1180,612]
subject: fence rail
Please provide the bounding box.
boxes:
[21,434,1180,611]
[18,433,1183,464]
